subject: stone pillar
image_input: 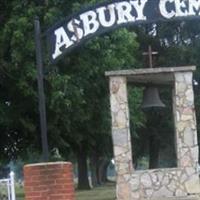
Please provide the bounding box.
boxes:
[173,72,200,195]
[109,76,133,200]
[173,72,199,169]
[24,162,75,200]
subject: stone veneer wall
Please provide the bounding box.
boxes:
[109,76,133,200]
[109,72,200,200]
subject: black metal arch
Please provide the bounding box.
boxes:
[45,0,200,64]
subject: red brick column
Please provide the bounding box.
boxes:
[24,162,75,200]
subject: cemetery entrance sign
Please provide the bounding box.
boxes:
[46,0,200,63]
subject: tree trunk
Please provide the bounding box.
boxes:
[97,159,110,184]
[101,160,110,183]
[77,148,90,190]
[149,133,160,169]
[89,153,98,188]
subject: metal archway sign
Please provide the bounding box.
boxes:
[45,0,200,63]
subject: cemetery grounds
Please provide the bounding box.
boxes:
[14,182,116,200]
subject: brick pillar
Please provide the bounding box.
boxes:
[24,162,75,200]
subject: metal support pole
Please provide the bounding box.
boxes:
[34,17,49,161]
[10,172,15,200]
[7,179,11,200]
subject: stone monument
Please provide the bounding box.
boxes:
[106,66,200,200]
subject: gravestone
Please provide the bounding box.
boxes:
[106,66,200,200]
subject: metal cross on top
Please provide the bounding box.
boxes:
[143,45,158,68]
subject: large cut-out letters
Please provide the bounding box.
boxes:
[52,27,73,60]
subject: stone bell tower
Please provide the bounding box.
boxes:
[106,66,200,200]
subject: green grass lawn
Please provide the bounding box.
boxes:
[15,183,116,200]
[76,183,116,200]
[16,185,24,200]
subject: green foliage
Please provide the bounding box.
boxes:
[0,0,141,163]
[128,87,146,138]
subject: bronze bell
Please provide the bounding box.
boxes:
[141,86,166,109]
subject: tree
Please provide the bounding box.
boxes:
[0,0,143,190]
[47,28,140,189]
